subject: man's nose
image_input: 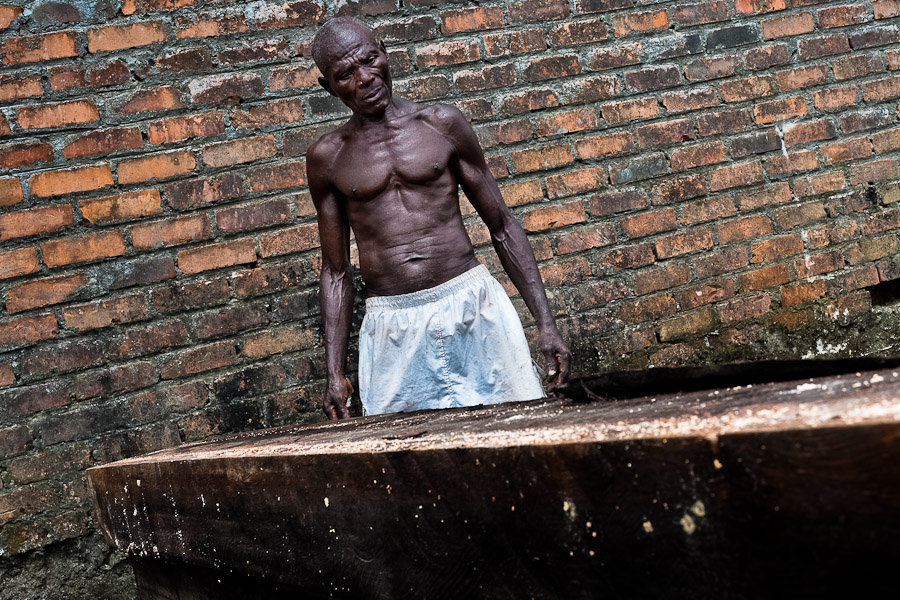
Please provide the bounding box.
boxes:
[358,67,376,86]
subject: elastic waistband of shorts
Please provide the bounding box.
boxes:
[365,264,491,310]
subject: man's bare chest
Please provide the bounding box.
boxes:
[332,123,455,200]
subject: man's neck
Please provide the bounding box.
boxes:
[351,97,406,128]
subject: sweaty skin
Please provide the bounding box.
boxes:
[308,21,571,420]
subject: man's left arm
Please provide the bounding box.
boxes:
[442,106,571,387]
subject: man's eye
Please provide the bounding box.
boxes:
[365,54,376,64]
[338,71,351,80]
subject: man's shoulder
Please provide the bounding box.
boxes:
[307,126,347,164]
[417,102,467,129]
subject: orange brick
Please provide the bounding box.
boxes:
[160,341,238,380]
[130,214,211,250]
[793,172,846,198]
[242,324,317,359]
[780,279,826,306]
[0,247,39,280]
[0,74,42,101]
[735,182,792,210]
[0,113,8,135]
[611,10,668,37]
[813,86,857,111]
[178,239,256,274]
[259,223,320,258]
[718,214,772,244]
[738,263,790,292]
[761,12,814,39]
[117,86,184,114]
[87,22,166,53]
[269,63,319,91]
[0,313,57,349]
[822,137,872,164]
[818,4,868,28]
[175,11,249,39]
[483,28,547,57]
[122,0,196,14]
[680,196,736,225]
[40,230,127,268]
[30,165,114,198]
[148,112,225,145]
[753,96,806,123]
[522,200,586,232]
[16,99,99,130]
[0,205,74,240]
[0,141,53,170]
[6,274,89,313]
[654,228,713,259]
[63,294,147,332]
[415,41,480,69]
[621,208,677,238]
[751,234,804,263]
[231,98,305,129]
[710,161,765,191]
[79,190,163,225]
[535,107,598,137]
[0,6,23,29]
[765,149,818,177]
[499,179,544,207]
[1,31,78,65]
[545,167,606,199]
[510,143,573,173]
[600,97,658,124]
[0,177,23,207]
[63,127,143,159]
[574,132,635,159]
[669,141,726,171]
[441,6,504,33]
[246,160,308,193]
[117,150,196,184]
[735,0,787,15]
[201,135,277,168]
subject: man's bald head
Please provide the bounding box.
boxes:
[311,16,374,73]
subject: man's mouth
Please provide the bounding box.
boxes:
[363,86,383,101]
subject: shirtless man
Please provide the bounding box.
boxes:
[307,17,571,420]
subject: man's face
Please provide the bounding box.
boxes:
[318,27,392,117]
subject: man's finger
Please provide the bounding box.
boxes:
[557,350,571,383]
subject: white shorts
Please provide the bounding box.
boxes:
[358,265,545,416]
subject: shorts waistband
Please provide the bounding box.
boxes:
[365,265,491,310]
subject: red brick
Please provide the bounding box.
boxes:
[716,293,772,323]
[783,119,837,146]
[87,21,165,53]
[483,28,546,57]
[130,214,211,250]
[0,74,42,101]
[553,226,617,255]
[63,128,143,159]
[202,136,276,168]
[588,42,643,70]
[175,11,249,39]
[679,279,735,310]
[0,142,52,170]
[734,184,789,212]
[793,172,845,198]
[620,208,676,239]
[510,143,572,173]
[6,274,89,314]
[475,119,532,148]
[848,234,899,265]
[608,153,667,185]
[735,0,787,14]
[259,224,320,258]
[5,442,90,485]
[753,97,806,124]
[498,89,561,115]
[603,243,656,270]
[718,214,772,244]
[818,4,868,28]
[165,174,243,210]
[620,294,677,324]
[697,109,753,136]
[744,44,790,70]
[415,40,479,69]
[776,64,829,90]
[0,247,39,281]
[189,73,264,103]
[242,324,317,358]
[681,196,736,225]
[231,260,309,298]
[149,277,230,315]
[371,15,436,42]
[231,98,305,129]
[695,247,750,279]
[217,38,289,66]
[548,18,608,46]
[246,160,307,193]
[118,150,196,184]
[154,48,213,73]
[507,0,568,23]
[522,55,581,83]
[761,12,814,39]
[16,100,99,130]
[662,87,720,113]
[721,75,776,102]
[63,295,146,332]
[863,75,900,101]
[0,113,8,137]
[780,279,826,306]
[0,205,74,240]
[654,228,713,259]
[851,159,900,185]
[588,189,649,216]
[178,239,256,274]
[1,31,78,65]
[0,313,58,350]
[148,112,225,145]
[710,161,765,191]
[799,35,851,59]
[499,179,543,207]
[611,9,668,36]
[545,168,606,199]
[216,198,292,232]
[813,86,857,111]
[80,189,162,225]
[765,149,819,177]
[574,132,635,159]
[600,97,658,124]
[652,175,707,205]
[41,231,126,268]
[633,263,690,296]
[822,137,872,164]
[392,75,451,102]
[0,5,23,29]
[670,141,726,171]
[774,202,828,230]
[535,107,598,138]
[658,306,718,342]
[522,201,586,233]
[833,53,884,81]
[835,266,879,291]
[255,0,325,29]
[160,341,238,380]
[685,57,739,81]
[440,6,503,33]
[562,75,619,104]
[751,234,805,263]
[117,86,184,114]
[121,0,196,14]
[671,2,729,26]
[845,107,894,135]
[738,263,790,292]
[795,250,844,278]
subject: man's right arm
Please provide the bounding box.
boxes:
[308,139,353,420]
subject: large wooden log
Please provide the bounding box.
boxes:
[88,359,900,599]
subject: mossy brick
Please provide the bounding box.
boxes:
[1,31,78,65]
[107,320,190,359]
[0,313,57,351]
[6,274,90,314]
[80,190,163,225]
[0,205,74,240]
[40,230,127,268]
[160,340,238,379]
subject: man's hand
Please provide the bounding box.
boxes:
[540,327,571,390]
[323,376,353,420]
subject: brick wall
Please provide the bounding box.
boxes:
[2,0,900,595]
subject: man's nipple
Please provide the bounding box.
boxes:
[352,186,357,194]
[433,164,439,171]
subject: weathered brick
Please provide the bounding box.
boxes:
[654,228,713,259]
[761,12,814,39]
[875,0,900,19]
[793,172,845,198]
[242,324,317,358]
[545,169,606,200]
[588,42,642,70]
[744,44,790,70]
[510,143,572,173]
[148,112,225,145]
[799,35,850,59]
[718,214,771,244]
[813,85,858,111]
[522,201,586,232]
[662,87,720,113]
[608,153,667,185]
[818,4,868,28]
[776,64,829,91]
[231,98,305,129]
[118,150,196,184]
[0,313,57,350]
[71,362,157,403]
[1,31,78,65]
[108,320,190,359]
[31,166,112,199]
[717,293,772,323]
[678,279,735,310]
[795,250,844,278]
[671,2,729,26]
[729,130,780,158]
[600,97,658,124]
[284,123,339,156]
[685,56,739,81]
[694,247,750,279]
[833,53,884,81]
[562,75,619,104]
[372,15,436,42]
[166,174,243,210]
[735,0,787,15]
[483,28,546,57]
[612,9,668,37]
[588,189,649,217]
[216,198,292,232]
[622,208,677,239]
[633,262,690,296]
[175,11,250,39]
[21,339,104,377]
[753,97,806,124]
[652,175,707,205]
[783,119,837,145]
[822,137,872,164]
[498,89,560,115]
[264,224,321,259]
[0,205,74,240]
[128,382,206,424]
[202,136,277,168]
[738,263,790,292]
[217,38,290,66]
[620,294,677,324]
[392,75,451,102]
[5,443,90,485]
[415,40,479,69]
[63,128,143,159]
[231,260,309,298]
[851,159,900,185]
[0,425,32,460]
[603,243,656,270]
[0,5,23,29]
[0,74,42,102]
[553,226,617,255]
[849,25,900,49]
[178,239,257,274]
[0,247,39,281]
[698,108,753,136]
[79,190,162,225]
[63,294,146,332]
[475,118,532,148]
[0,142,53,170]
[41,230,127,268]
[117,86,185,114]
[765,149,819,177]
[154,48,213,73]
[670,141,726,171]
[721,75,776,102]
[17,100,99,130]
[681,196,737,225]
[189,73,264,104]
[706,24,759,50]
[863,75,900,101]
[440,5,503,33]
[710,161,765,191]
[848,234,899,265]
[87,22,165,53]
[246,161,307,193]
[508,0,569,23]
[548,18,608,46]
[780,279,826,306]
[107,255,178,291]
[574,132,635,159]
[160,341,238,380]
[6,274,89,314]
[751,234,805,263]
[774,202,828,230]
[659,306,718,342]
[255,0,326,29]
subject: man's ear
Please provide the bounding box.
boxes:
[318,76,334,96]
